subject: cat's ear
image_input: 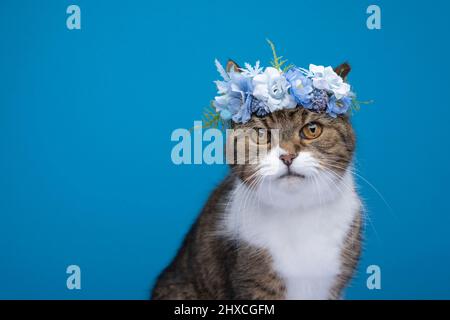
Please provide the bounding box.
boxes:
[334,62,351,81]
[226,60,241,73]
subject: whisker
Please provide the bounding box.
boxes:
[319,159,396,219]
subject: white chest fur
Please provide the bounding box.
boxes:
[221,173,360,300]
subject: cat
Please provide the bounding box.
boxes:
[151,62,362,300]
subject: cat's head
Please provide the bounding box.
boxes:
[227,61,355,208]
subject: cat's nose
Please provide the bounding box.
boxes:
[279,154,296,166]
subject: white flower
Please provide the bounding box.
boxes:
[240,61,263,77]
[309,64,351,99]
[252,67,296,112]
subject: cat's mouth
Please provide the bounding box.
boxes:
[278,171,305,180]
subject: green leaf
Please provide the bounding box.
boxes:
[267,39,287,71]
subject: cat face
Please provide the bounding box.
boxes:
[229,107,356,208]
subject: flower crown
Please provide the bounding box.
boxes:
[207,41,365,127]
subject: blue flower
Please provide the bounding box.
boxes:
[250,96,270,117]
[310,89,329,112]
[213,65,254,123]
[285,68,313,106]
[220,109,232,121]
[327,96,352,118]
[231,92,253,123]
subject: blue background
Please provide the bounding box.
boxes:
[1,0,449,299]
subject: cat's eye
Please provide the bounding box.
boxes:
[301,122,323,140]
[250,128,271,144]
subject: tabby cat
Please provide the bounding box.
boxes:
[152,62,362,300]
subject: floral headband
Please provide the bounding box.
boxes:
[207,41,366,127]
